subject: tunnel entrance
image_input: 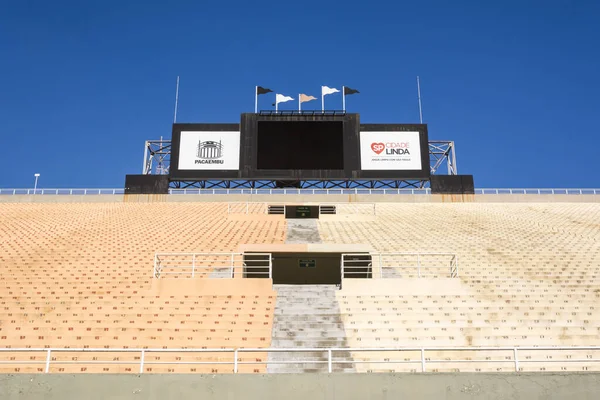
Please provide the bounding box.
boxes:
[242,252,371,285]
[272,252,341,285]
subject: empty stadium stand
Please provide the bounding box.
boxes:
[0,199,599,373]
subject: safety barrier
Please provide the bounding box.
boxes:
[1,188,598,195]
[153,252,272,279]
[341,252,458,279]
[226,202,376,215]
[1,346,599,373]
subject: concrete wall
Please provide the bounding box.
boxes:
[2,373,600,400]
[1,193,599,203]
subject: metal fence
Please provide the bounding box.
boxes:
[153,252,272,279]
[1,188,599,196]
[226,202,377,215]
[1,346,600,373]
[342,252,459,279]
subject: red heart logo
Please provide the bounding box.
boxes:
[371,143,385,154]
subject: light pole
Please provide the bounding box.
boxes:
[33,173,40,194]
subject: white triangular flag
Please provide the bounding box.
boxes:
[322,86,340,96]
[276,94,294,104]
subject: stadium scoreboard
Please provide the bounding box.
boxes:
[169,113,430,181]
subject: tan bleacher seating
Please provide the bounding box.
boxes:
[2,201,600,373]
[323,203,600,372]
[0,203,285,373]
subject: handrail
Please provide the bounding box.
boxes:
[2,346,600,374]
[0,188,599,195]
[342,252,459,279]
[154,252,272,279]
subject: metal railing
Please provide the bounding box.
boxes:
[2,346,600,373]
[0,188,126,195]
[1,188,598,196]
[153,252,272,279]
[342,252,459,279]
[226,202,376,215]
[475,188,599,195]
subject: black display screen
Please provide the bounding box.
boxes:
[257,121,344,170]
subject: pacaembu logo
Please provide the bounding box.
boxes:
[371,142,411,156]
[196,140,225,164]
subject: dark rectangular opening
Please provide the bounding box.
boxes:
[270,252,342,285]
[257,121,344,170]
[284,205,319,219]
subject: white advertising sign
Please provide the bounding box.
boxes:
[178,131,240,170]
[359,131,422,170]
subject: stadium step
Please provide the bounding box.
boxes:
[268,285,354,373]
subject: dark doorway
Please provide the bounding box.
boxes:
[272,252,340,285]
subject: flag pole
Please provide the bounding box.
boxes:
[275,97,278,113]
[417,76,423,124]
[321,87,324,113]
[299,94,301,111]
[342,86,345,112]
[173,76,180,123]
[254,86,258,113]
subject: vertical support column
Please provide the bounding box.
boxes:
[328,349,333,373]
[513,348,519,372]
[421,348,426,372]
[143,141,149,174]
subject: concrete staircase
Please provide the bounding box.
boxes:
[268,285,355,373]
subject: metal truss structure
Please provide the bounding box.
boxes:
[142,139,458,189]
[429,140,458,175]
[142,139,171,176]
[168,180,429,189]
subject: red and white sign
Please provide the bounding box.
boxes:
[360,131,422,170]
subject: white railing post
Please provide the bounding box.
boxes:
[513,348,519,372]
[140,349,145,374]
[417,254,421,278]
[153,254,158,278]
[328,349,332,373]
[268,254,272,279]
[455,255,459,277]
[421,348,426,372]
[234,349,239,373]
[192,254,196,278]
[45,349,52,373]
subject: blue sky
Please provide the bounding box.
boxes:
[1,0,598,189]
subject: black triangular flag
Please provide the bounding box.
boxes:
[257,86,273,95]
[344,87,359,95]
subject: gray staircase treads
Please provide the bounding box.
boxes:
[268,284,355,373]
